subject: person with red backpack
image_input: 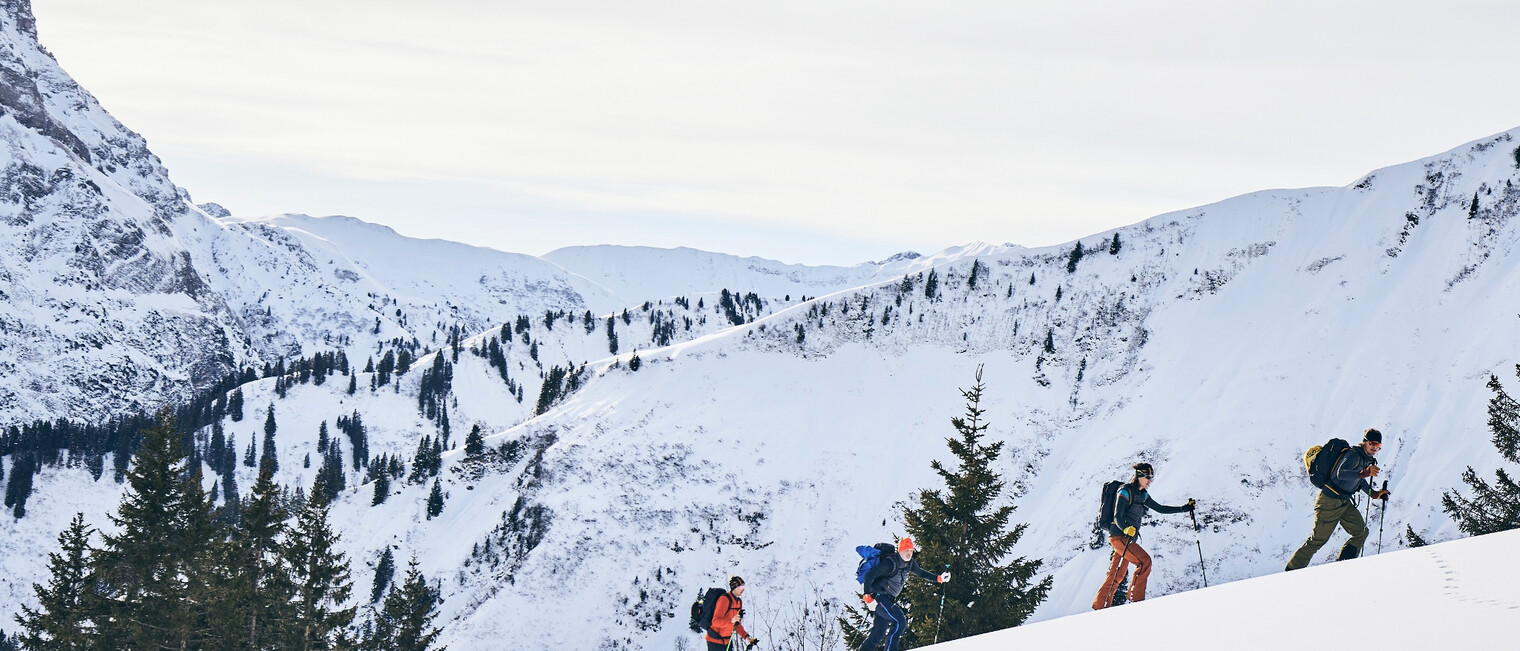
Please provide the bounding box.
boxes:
[859,536,951,651]
[704,576,757,650]
[1091,462,1195,610]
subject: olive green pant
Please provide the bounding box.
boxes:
[1286,493,1368,570]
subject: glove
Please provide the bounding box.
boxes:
[746,637,760,649]
[1359,465,1380,478]
[1123,526,1137,537]
[1186,498,1197,511]
[938,572,952,583]
[1372,489,1391,500]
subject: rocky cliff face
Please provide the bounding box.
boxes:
[0,0,609,424]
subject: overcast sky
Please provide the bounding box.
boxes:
[31,1,1520,265]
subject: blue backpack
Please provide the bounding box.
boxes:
[855,542,898,585]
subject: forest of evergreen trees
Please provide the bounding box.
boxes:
[12,418,443,650]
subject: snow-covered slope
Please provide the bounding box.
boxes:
[13,126,1520,649]
[936,528,1520,649]
[544,243,1007,306]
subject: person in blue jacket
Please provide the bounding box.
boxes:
[860,536,950,651]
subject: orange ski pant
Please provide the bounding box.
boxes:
[1092,535,1151,610]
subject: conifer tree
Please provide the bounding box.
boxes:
[629,351,642,372]
[1442,370,1520,534]
[1066,241,1084,273]
[371,472,391,507]
[316,441,347,504]
[16,513,96,650]
[284,483,357,650]
[213,459,295,648]
[967,260,982,290]
[607,316,619,354]
[4,453,35,518]
[92,416,218,650]
[262,404,280,473]
[362,559,442,651]
[229,388,245,422]
[887,367,1051,645]
[1109,232,1122,255]
[464,424,484,458]
[370,548,396,603]
[347,373,358,396]
[924,269,939,299]
[426,480,444,520]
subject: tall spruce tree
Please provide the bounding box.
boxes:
[361,559,441,651]
[284,481,357,650]
[229,388,245,422]
[4,452,35,518]
[213,459,295,648]
[16,513,96,650]
[1441,370,1520,534]
[91,416,218,650]
[866,366,1050,647]
[370,548,396,604]
[1066,241,1084,273]
[426,480,444,520]
[464,424,484,458]
[372,472,391,506]
[262,404,280,473]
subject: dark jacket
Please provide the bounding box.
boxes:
[1322,445,1376,500]
[862,552,939,599]
[1108,484,1189,538]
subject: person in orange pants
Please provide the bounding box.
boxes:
[1092,462,1194,610]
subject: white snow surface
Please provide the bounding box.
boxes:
[935,528,1520,650]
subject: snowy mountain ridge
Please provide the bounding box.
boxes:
[0,0,938,426]
[10,123,1520,650]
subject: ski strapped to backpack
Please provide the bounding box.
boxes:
[1305,438,1353,496]
[1093,479,1125,542]
[688,586,729,635]
[855,542,898,585]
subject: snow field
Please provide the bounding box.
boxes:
[935,528,1520,650]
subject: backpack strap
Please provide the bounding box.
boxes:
[1322,449,1354,497]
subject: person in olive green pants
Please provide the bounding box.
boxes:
[1286,429,1391,571]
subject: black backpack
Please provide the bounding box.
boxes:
[688,587,728,635]
[1307,438,1352,490]
[1092,480,1125,546]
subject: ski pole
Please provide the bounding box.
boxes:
[1363,490,1373,534]
[934,563,949,644]
[1112,534,1136,605]
[1377,479,1389,554]
[1188,507,1208,587]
